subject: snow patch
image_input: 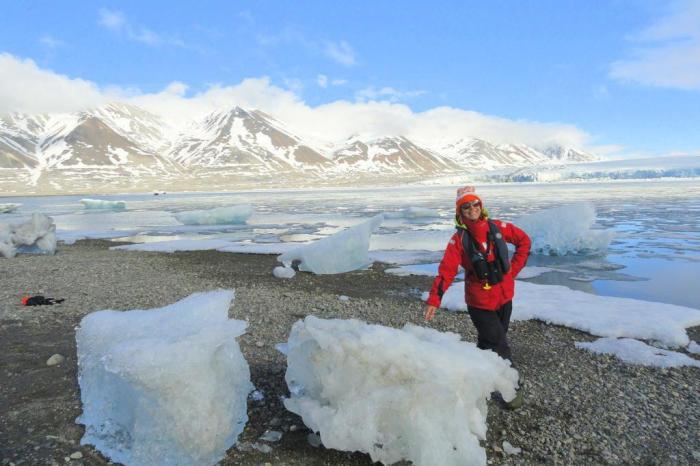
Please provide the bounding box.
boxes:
[427,281,700,348]
[576,337,700,368]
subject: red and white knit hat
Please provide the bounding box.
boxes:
[455,185,482,209]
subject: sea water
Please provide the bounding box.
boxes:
[2,180,699,310]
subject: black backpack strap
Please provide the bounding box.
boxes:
[488,220,511,273]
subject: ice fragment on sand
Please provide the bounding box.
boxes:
[688,341,700,354]
[273,266,296,279]
[76,290,252,466]
[175,205,253,225]
[80,198,126,210]
[278,215,383,274]
[502,441,521,455]
[0,213,56,258]
[259,430,283,442]
[284,316,518,466]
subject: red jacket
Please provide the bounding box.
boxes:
[427,218,531,311]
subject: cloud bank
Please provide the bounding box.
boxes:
[0,53,593,150]
[610,0,700,90]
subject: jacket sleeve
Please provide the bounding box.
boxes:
[502,222,531,278]
[427,233,463,307]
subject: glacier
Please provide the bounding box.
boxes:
[278,214,383,274]
[75,290,252,466]
[283,316,519,466]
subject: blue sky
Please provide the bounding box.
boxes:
[1,0,699,158]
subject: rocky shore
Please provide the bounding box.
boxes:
[1,240,698,465]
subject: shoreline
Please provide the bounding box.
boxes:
[1,240,698,465]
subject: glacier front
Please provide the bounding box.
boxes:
[75,290,252,466]
[283,316,519,466]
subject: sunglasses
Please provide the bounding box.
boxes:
[460,200,481,210]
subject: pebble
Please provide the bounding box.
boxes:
[69,451,82,459]
[46,354,65,366]
[255,341,265,348]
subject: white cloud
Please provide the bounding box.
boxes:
[98,8,126,31]
[610,0,700,90]
[331,78,347,86]
[97,8,182,48]
[355,86,427,103]
[325,40,356,67]
[0,53,118,113]
[0,52,593,151]
[39,35,65,49]
[317,74,328,88]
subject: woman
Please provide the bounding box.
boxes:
[424,185,531,408]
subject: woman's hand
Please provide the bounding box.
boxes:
[424,305,438,322]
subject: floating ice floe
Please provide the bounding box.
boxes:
[516,266,561,279]
[0,203,21,213]
[112,239,235,253]
[273,265,296,279]
[175,205,253,225]
[428,281,700,348]
[384,207,438,219]
[516,203,613,255]
[0,213,56,258]
[278,214,384,274]
[76,290,252,466]
[80,198,127,210]
[576,337,700,368]
[283,316,518,466]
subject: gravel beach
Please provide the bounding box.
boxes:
[1,240,698,465]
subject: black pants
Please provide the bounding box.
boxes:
[468,301,513,363]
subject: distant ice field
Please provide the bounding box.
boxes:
[2,180,699,309]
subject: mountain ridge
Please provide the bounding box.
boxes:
[0,103,599,193]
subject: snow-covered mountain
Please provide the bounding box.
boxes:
[332,136,460,174]
[0,102,602,194]
[169,107,330,173]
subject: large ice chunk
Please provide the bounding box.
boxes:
[283,316,519,466]
[76,290,252,466]
[0,213,57,258]
[278,214,383,274]
[80,198,127,210]
[175,205,253,225]
[516,203,613,255]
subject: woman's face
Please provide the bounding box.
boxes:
[460,200,482,221]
